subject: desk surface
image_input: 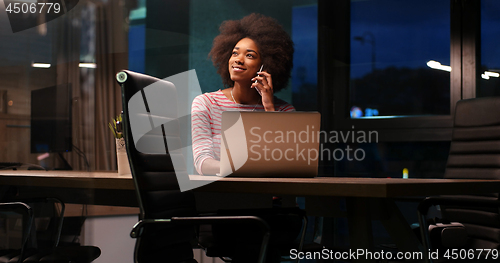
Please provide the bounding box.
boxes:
[2,170,499,255]
[1,170,500,198]
[0,170,134,190]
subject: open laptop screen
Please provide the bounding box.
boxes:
[220,111,321,178]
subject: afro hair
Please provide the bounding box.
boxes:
[209,13,294,92]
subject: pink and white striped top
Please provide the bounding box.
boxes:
[191,89,295,175]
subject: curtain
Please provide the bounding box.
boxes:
[93,0,129,170]
[57,0,129,171]
[57,3,85,170]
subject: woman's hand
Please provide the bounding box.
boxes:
[251,71,275,111]
[201,158,220,175]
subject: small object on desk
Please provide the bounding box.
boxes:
[0,162,46,171]
[26,164,46,170]
[116,120,122,135]
[110,114,130,175]
[0,162,23,169]
[116,138,131,175]
[109,115,123,139]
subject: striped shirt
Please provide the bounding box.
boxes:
[191,89,295,175]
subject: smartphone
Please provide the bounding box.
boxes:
[254,64,264,96]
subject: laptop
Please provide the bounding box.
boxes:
[219,111,321,178]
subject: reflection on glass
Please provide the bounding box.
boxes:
[479,0,500,97]
[291,4,318,111]
[350,0,450,118]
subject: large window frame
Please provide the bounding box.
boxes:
[318,0,480,142]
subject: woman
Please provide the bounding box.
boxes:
[192,13,295,175]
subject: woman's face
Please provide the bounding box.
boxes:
[228,38,262,84]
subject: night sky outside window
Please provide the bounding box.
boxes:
[349,0,450,119]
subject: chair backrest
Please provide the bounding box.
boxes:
[24,198,64,250]
[116,70,197,262]
[443,96,500,249]
[0,202,33,258]
[0,200,101,263]
[0,199,62,252]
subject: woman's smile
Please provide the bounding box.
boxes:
[228,37,262,82]
[231,65,246,72]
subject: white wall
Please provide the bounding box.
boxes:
[83,215,137,263]
[82,215,223,263]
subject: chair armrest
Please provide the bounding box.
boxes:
[130,216,271,263]
[130,216,270,238]
[216,206,306,216]
[207,207,307,262]
[193,208,307,263]
[130,219,173,238]
[417,196,500,217]
[0,201,32,212]
[417,196,500,263]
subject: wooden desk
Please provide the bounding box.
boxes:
[190,175,500,262]
[189,175,500,197]
[2,171,499,198]
[3,171,500,262]
[0,170,136,207]
[0,170,134,190]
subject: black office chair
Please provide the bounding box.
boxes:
[116,70,306,263]
[417,97,500,263]
[0,198,100,263]
[0,202,33,263]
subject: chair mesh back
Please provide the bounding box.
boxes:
[117,70,196,262]
[443,97,500,249]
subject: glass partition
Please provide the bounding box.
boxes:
[479,0,500,97]
[350,0,450,119]
[0,0,319,170]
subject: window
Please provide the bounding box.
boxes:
[291,4,318,111]
[350,0,450,118]
[478,0,500,97]
[320,0,457,142]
